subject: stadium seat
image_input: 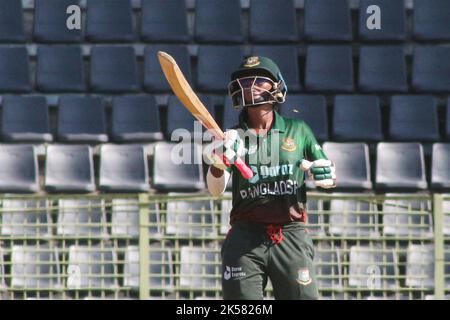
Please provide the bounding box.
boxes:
[305,45,354,92]
[251,46,301,92]
[305,200,326,237]
[0,248,5,290]
[406,244,434,288]
[11,245,62,289]
[0,47,31,92]
[57,96,108,143]
[1,200,51,237]
[141,0,190,43]
[195,0,243,43]
[375,143,428,190]
[152,142,205,192]
[0,144,39,193]
[412,46,450,92]
[432,143,450,190]
[45,145,95,193]
[166,195,216,238]
[447,99,450,140]
[389,96,440,142]
[413,0,450,41]
[99,144,150,192]
[67,245,118,289]
[332,95,383,142]
[2,96,52,142]
[179,246,221,289]
[0,0,25,42]
[314,245,343,290]
[444,198,450,237]
[358,0,406,41]
[57,199,107,237]
[196,46,243,93]
[90,46,139,93]
[222,97,243,130]
[111,95,163,142]
[359,46,407,92]
[144,45,191,92]
[349,246,398,289]
[33,0,82,43]
[86,0,135,42]
[282,95,329,142]
[249,0,299,43]
[304,0,352,41]
[322,143,372,190]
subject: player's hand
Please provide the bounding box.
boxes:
[300,159,336,189]
[205,130,246,171]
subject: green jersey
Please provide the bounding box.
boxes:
[227,110,328,225]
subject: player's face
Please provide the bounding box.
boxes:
[238,77,273,104]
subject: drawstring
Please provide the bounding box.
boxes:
[266,224,283,245]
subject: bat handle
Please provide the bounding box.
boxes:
[234,157,254,180]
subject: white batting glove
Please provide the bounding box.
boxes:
[204,130,246,171]
[300,159,336,189]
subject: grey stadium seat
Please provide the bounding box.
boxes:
[57,96,108,143]
[0,0,25,42]
[195,0,243,43]
[45,145,95,193]
[412,46,450,92]
[431,143,450,190]
[0,47,31,92]
[1,96,52,142]
[179,246,221,290]
[1,200,51,237]
[375,143,427,190]
[332,95,383,142]
[406,244,434,289]
[90,46,139,93]
[0,145,39,193]
[413,0,450,41]
[111,95,163,142]
[141,0,190,43]
[314,245,343,290]
[86,0,135,42]
[305,199,326,237]
[33,0,82,43]
[322,143,372,190]
[99,144,149,192]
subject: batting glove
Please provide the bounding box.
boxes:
[205,130,246,171]
[300,159,336,189]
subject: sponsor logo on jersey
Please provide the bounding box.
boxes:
[281,137,297,152]
[223,266,246,280]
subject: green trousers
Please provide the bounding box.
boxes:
[221,220,319,300]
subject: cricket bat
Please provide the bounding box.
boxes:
[157,51,253,180]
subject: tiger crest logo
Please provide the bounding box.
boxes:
[244,56,260,67]
[281,137,297,152]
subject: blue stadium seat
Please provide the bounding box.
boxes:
[111,95,163,142]
[1,96,52,142]
[144,45,191,92]
[314,245,342,290]
[406,244,434,288]
[304,0,352,41]
[251,46,301,92]
[413,0,450,41]
[222,97,242,130]
[195,0,243,43]
[45,145,95,193]
[57,96,108,143]
[249,0,299,43]
[196,46,243,93]
[179,246,221,289]
[1,200,51,237]
[412,46,450,92]
[0,47,31,92]
[90,46,139,93]
[359,46,407,92]
[141,0,190,43]
[36,45,86,92]
[359,0,406,41]
[305,200,326,237]
[34,0,82,43]
[389,95,440,141]
[0,0,25,42]
[86,0,135,42]
[305,46,354,92]
[332,95,383,142]
[431,143,450,190]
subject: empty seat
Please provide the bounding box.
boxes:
[1,200,51,237]
[0,0,25,42]
[1,96,52,142]
[179,246,221,289]
[34,0,83,43]
[304,0,352,41]
[152,142,205,191]
[0,145,39,193]
[359,0,406,41]
[305,199,326,237]
[322,143,372,190]
[314,245,342,290]
[389,95,440,141]
[222,97,243,130]
[332,95,383,142]
[144,45,191,92]
[0,47,31,92]
[413,0,450,41]
[99,144,149,192]
[431,143,450,190]
[90,46,139,93]
[86,0,135,42]
[111,95,163,142]
[250,0,298,43]
[57,96,108,143]
[305,46,354,92]
[406,244,434,288]
[412,46,450,92]
[359,46,407,92]
[195,0,243,43]
[196,46,243,93]
[36,46,85,92]
[376,143,428,190]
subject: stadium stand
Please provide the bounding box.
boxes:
[406,244,435,289]
[431,143,450,190]
[0,47,30,92]
[0,0,25,43]
[179,246,221,290]
[447,99,450,140]
[413,0,450,41]
[412,46,450,92]
[314,244,342,290]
